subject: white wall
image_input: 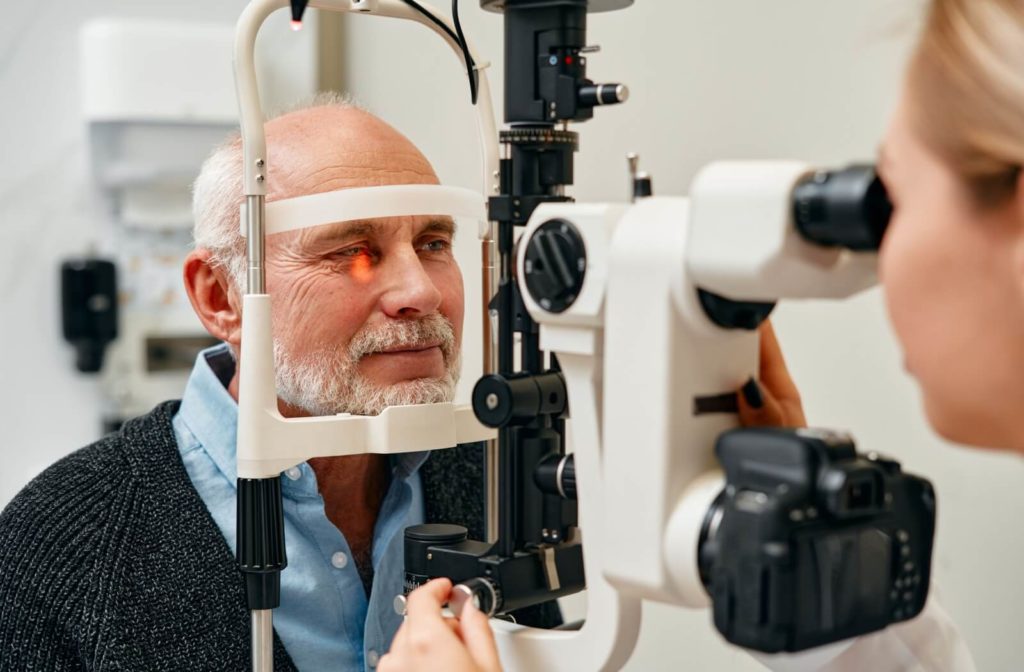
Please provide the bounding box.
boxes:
[0,2,314,502]
[340,1,1023,670]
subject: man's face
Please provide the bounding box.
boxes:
[254,107,465,417]
[265,213,465,417]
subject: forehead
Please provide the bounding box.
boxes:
[265,108,440,199]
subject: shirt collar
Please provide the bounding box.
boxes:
[177,344,430,491]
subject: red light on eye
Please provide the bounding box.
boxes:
[565,55,574,65]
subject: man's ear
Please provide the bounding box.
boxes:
[183,249,242,349]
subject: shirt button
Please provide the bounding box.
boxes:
[367,649,380,668]
[331,551,349,569]
[285,466,302,481]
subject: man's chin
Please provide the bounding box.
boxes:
[360,347,446,382]
[342,375,456,416]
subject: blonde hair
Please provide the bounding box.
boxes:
[908,0,1024,206]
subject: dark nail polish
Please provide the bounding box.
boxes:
[742,378,764,409]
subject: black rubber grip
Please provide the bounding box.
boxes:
[237,477,288,609]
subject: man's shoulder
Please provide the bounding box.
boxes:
[0,401,183,552]
[0,400,290,671]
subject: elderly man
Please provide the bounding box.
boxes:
[0,99,557,671]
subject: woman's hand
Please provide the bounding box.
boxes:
[737,321,807,428]
[379,578,502,672]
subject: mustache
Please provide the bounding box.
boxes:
[347,313,457,361]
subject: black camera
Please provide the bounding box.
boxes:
[698,427,936,653]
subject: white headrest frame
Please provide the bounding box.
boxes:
[239,184,487,237]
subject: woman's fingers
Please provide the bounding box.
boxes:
[759,322,806,425]
[405,579,459,651]
[458,601,503,672]
[738,377,788,427]
[737,322,807,428]
[382,579,479,672]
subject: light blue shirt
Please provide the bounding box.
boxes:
[172,344,428,671]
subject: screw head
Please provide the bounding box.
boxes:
[393,594,408,616]
[486,393,499,410]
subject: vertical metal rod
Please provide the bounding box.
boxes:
[497,426,517,557]
[246,195,266,294]
[484,442,500,543]
[488,152,516,547]
[252,610,273,672]
[245,195,271,672]
[627,152,639,203]
[495,214,517,557]
[482,235,501,543]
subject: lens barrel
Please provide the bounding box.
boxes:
[793,165,892,251]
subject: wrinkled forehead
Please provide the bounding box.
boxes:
[240,184,486,245]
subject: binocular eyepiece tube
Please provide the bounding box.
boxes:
[793,164,893,252]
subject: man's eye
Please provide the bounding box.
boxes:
[333,245,370,258]
[420,239,451,253]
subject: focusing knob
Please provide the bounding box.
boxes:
[523,218,586,313]
[449,577,503,618]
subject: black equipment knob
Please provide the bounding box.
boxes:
[633,172,653,199]
[403,524,468,594]
[473,372,568,428]
[449,577,503,618]
[535,453,576,500]
[697,289,776,332]
[578,83,629,106]
[793,165,893,251]
[523,218,586,313]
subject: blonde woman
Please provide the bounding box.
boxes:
[384,0,1024,668]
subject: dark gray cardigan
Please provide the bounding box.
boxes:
[0,401,558,671]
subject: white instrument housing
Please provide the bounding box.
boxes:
[519,162,881,646]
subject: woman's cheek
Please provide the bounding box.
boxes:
[879,215,921,365]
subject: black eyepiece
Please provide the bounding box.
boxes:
[793,165,892,251]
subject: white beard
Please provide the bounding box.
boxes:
[273,312,461,417]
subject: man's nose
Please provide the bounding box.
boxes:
[379,249,444,318]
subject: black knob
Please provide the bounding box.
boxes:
[578,83,629,106]
[633,172,653,199]
[450,577,503,618]
[523,219,587,314]
[535,453,576,500]
[403,524,468,582]
[472,372,568,429]
[793,165,893,251]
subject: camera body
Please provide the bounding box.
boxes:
[699,428,936,653]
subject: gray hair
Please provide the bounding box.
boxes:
[191,91,361,291]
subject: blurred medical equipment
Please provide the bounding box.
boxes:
[230,2,936,670]
[62,20,240,430]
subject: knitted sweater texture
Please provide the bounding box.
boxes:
[0,401,558,671]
